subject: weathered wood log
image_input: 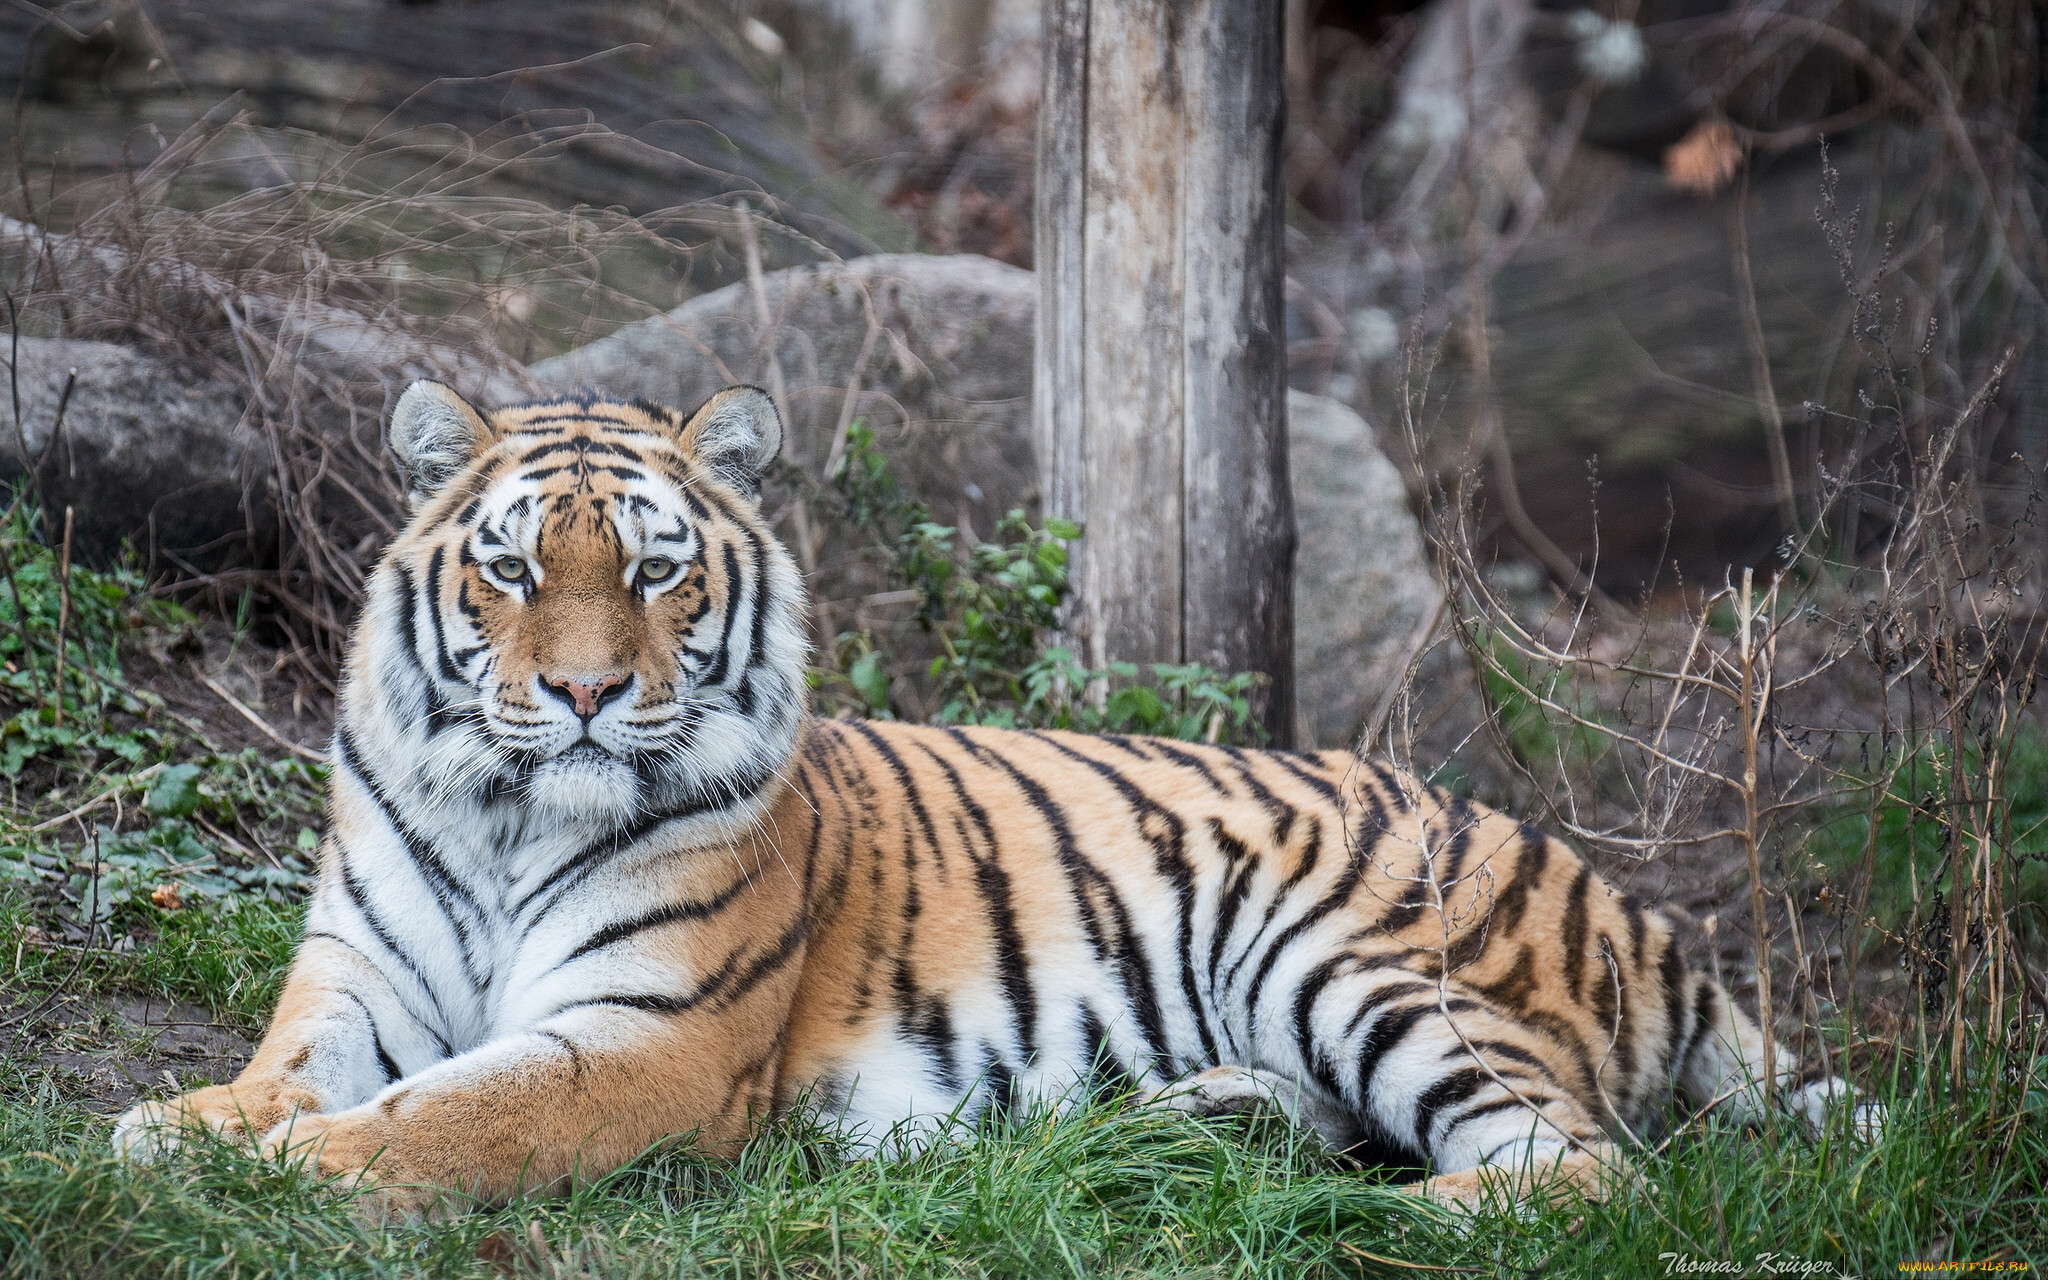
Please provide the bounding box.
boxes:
[1035,0,1295,742]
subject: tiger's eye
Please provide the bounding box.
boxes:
[491,556,529,581]
[638,557,676,584]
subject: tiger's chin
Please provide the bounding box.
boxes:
[524,743,642,823]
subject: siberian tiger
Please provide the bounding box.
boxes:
[114,382,1871,1218]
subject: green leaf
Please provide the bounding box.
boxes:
[1105,686,1166,731]
[147,763,205,817]
[848,651,893,716]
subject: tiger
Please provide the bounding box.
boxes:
[113,381,1874,1219]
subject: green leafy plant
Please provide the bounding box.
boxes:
[0,496,187,782]
[816,423,1268,744]
[0,491,323,928]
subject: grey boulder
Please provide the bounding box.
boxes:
[1286,390,1442,748]
[0,337,258,564]
[531,252,1037,542]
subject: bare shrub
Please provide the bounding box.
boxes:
[1343,0,2048,1112]
[1379,215,2043,1123]
[1,109,803,683]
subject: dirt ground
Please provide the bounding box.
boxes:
[25,996,252,1116]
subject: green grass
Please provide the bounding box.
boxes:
[4,892,2044,1278]
[1804,729,2048,897]
[1,890,304,1034]
[1,1013,2042,1278]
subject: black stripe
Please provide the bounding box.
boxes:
[699,542,745,689]
[517,750,782,921]
[1140,738,1230,794]
[1560,866,1593,1003]
[1079,1006,1142,1098]
[1676,977,1720,1082]
[1656,929,1689,1079]
[1208,746,1300,846]
[1376,798,1477,937]
[845,723,945,860]
[896,976,962,1091]
[424,547,465,685]
[1205,822,1261,1000]
[538,1028,586,1080]
[1623,895,1647,973]
[1441,1093,1553,1142]
[1475,943,1538,1014]
[1445,1038,1549,1075]
[742,526,771,677]
[980,1057,1020,1125]
[1245,788,1389,1017]
[334,729,490,992]
[558,875,755,965]
[387,566,451,728]
[335,730,486,921]
[1245,747,1342,804]
[1096,735,1157,763]
[337,990,402,1083]
[1343,979,1435,1038]
[1492,828,1552,935]
[335,850,450,1042]
[1604,936,1639,1096]
[1291,956,1351,1095]
[1221,815,1324,992]
[550,909,810,1022]
[522,463,646,483]
[1353,1002,1436,1103]
[1518,1008,1599,1101]
[1413,1067,1490,1148]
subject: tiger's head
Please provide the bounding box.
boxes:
[342,382,808,830]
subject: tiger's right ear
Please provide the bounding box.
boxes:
[390,381,491,505]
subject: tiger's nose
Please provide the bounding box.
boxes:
[545,673,630,720]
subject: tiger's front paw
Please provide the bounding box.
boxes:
[112,1083,314,1163]
[261,1111,462,1224]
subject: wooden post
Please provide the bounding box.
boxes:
[1035,0,1295,743]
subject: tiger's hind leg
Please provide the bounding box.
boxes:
[1292,968,1628,1212]
[1675,974,1887,1143]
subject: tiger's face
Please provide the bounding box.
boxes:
[348,383,807,828]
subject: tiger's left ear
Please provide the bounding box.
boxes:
[681,385,783,498]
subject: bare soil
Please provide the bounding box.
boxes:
[26,997,252,1116]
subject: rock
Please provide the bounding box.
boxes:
[0,337,258,563]
[0,0,908,264]
[1287,390,1444,749]
[539,256,1442,746]
[532,252,1038,542]
[1,214,540,576]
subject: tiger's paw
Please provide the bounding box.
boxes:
[261,1110,464,1224]
[112,1083,311,1163]
[1141,1066,1361,1150]
[1785,1077,1887,1144]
